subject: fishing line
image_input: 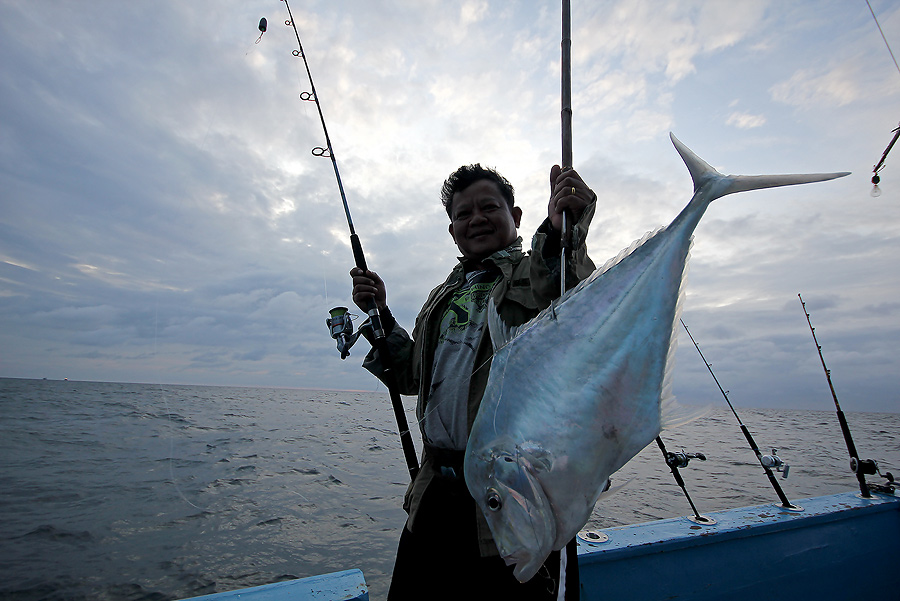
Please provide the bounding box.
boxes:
[202,22,268,154]
[159,390,209,512]
[153,301,210,512]
[140,26,271,513]
[866,0,900,77]
[393,322,505,436]
[147,20,266,513]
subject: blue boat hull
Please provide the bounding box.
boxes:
[181,569,369,601]
[577,491,899,601]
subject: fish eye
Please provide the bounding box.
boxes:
[486,489,502,512]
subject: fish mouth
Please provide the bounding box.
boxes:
[498,543,526,568]
[500,547,537,580]
[509,554,543,583]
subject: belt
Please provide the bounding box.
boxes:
[425,443,465,481]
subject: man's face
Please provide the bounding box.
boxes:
[449,179,522,261]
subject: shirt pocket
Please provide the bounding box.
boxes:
[497,277,541,326]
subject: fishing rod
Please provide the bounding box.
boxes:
[655,435,712,524]
[865,1,900,198]
[870,122,899,197]
[559,0,574,299]
[681,320,801,511]
[797,294,894,498]
[280,0,419,481]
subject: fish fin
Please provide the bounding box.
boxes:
[652,219,697,432]
[670,132,850,200]
[599,477,631,499]
[559,225,666,307]
[670,133,721,194]
[517,443,553,473]
[659,256,711,430]
[661,400,712,430]
[592,477,632,506]
[487,297,518,352]
[723,171,852,196]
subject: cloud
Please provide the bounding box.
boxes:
[770,66,862,108]
[460,0,489,27]
[726,112,767,129]
[0,1,898,413]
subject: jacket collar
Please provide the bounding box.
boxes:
[457,238,524,274]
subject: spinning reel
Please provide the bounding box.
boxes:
[326,306,366,359]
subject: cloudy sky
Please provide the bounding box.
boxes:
[1,1,898,413]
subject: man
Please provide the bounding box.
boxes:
[350,164,596,600]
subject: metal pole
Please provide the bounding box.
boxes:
[561,0,573,170]
[560,0,573,299]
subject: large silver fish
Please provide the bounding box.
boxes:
[463,133,849,582]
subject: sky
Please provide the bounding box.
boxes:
[1,1,898,414]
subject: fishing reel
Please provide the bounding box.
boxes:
[872,471,896,495]
[850,456,878,476]
[761,448,790,479]
[665,449,706,469]
[326,306,367,360]
[851,457,897,494]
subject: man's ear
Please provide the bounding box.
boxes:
[448,222,457,243]
[512,206,522,228]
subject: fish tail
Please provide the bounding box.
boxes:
[670,132,850,201]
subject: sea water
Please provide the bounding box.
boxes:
[1,377,897,601]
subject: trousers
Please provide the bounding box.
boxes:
[387,471,580,600]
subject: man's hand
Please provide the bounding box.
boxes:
[548,165,595,232]
[350,267,387,312]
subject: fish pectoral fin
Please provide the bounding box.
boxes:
[517,443,553,473]
[487,297,518,352]
[594,476,632,504]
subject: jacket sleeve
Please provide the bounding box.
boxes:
[529,198,597,306]
[359,320,419,395]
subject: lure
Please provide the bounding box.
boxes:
[256,17,267,44]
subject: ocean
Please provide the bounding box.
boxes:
[1,377,897,601]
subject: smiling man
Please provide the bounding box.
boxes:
[350,163,597,600]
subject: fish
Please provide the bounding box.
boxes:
[463,133,850,583]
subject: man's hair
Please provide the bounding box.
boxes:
[441,164,515,218]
